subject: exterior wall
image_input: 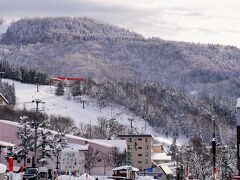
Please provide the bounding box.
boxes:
[0,120,114,175]
[152,144,163,153]
[119,135,153,170]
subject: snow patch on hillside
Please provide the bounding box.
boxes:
[3,79,155,134]
[3,79,186,145]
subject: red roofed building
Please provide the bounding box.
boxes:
[50,76,85,87]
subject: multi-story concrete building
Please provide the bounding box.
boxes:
[118,134,153,170]
[118,134,172,171]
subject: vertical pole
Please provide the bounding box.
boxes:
[33,100,39,167]
[212,119,216,180]
[237,113,240,175]
[128,118,134,134]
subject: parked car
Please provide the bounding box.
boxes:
[23,168,38,180]
[37,167,48,180]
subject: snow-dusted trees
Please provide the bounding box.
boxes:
[0,81,15,106]
[14,116,34,166]
[100,151,114,175]
[49,115,75,134]
[75,116,127,139]
[37,121,68,165]
[180,135,237,179]
[180,136,212,179]
[55,82,65,96]
[84,147,99,173]
[0,60,49,85]
[168,137,178,161]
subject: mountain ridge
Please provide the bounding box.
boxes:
[0,17,240,109]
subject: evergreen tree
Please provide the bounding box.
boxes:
[14,116,34,166]
[168,137,178,161]
[55,82,65,96]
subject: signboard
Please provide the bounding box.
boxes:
[146,168,153,172]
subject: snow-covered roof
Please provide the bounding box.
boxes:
[0,120,20,127]
[92,139,127,152]
[0,93,9,105]
[0,163,7,174]
[237,98,240,108]
[66,134,114,148]
[159,164,172,175]
[113,166,139,172]
[152,153,171,161]
[64,143,89,152]
[0,119,116,149]
[0,140,15,147]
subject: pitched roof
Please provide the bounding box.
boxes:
[118,134,152,138]
[0,93,9,104]
[0,140,15,147]
[0,119,115,149]
[53,77,85,81]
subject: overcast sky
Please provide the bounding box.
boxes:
[0,0,240,47]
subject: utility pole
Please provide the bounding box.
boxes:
[212,118,216,180]
[128,118,135,134]
[32,99,45,168]
[237,102,240,175]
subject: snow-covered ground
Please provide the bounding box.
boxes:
[3,79,186,145]
[3,79,156,134]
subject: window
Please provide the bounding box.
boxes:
[145,152,148,157]
[128,145,133,149]
[138,138,142,141]
[138,154,142,157]
[145,159,148,164]
[27,158,31,163]
[128,138,133,142]
[145,145,149,150]
[138,146,142,149]
[145,138,148,142]
[97,158,102,163]
[138,161,142,164]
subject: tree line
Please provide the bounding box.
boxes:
[0,59,49,85]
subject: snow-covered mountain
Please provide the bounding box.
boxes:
[1,17,240,103]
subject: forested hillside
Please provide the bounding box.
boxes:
[83,79,235,141]
[0,17,239,141]
[0,17,240,99]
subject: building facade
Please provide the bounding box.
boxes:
[0,120,126,176]
[118,134,153,170]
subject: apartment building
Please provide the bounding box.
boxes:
[118,134,153,170]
